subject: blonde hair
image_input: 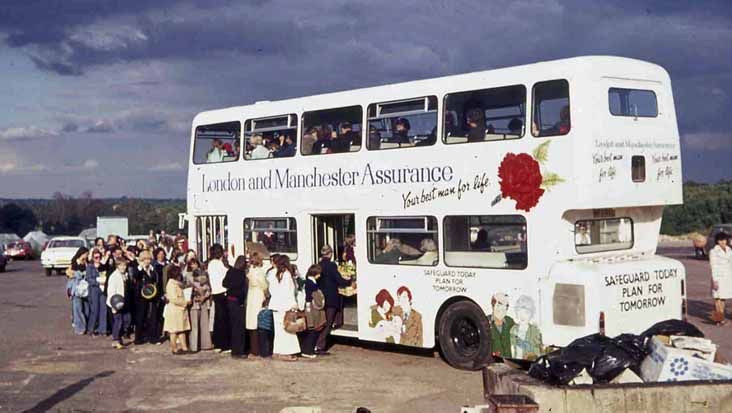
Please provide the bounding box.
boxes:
[420,238,437,252]
[139,250,152,261]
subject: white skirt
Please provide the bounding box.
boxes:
[273,310,301,355]
[713,276,732,300]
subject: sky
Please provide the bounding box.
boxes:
[0,0,730,198]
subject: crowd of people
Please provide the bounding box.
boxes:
[65,233,356,361]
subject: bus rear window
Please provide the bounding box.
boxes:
[244,218,298,260]
[193,122,240,164]
[444,215,527,269]
[367,216,438,266]
[609,88,658,117]
[575,217,633,254]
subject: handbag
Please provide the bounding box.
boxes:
[75,279,89,298]
[258,308,274,331]
[304,290,327,331]
[283,309,307,334]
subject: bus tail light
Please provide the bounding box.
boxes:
[599,311,606,336]
[681,279,688,320]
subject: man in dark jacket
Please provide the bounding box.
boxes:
[316,244,353,354]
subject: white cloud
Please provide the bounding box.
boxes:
[0,162,17,173]
[681,132,731,151]
[0,126,58,141]
[149,162,184,172]
[68,23,148,51]
[82,159,99,169]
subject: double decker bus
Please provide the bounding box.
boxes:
[184,56,684,369]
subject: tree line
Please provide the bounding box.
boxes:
[1,182,730,238]
[0,192,185,237]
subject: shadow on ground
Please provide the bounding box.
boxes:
[22,370,114,413]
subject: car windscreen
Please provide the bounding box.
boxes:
[49,240,86,249]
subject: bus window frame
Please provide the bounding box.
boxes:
[531,79,571,138]
[442,214,528,270]
[608,87,658,118]
[366,215,439,267]
[242,114,298,161]
[442,84,528,145]
[366,95,439,151]
[191,121,242,165]
[574,217,634,254]
[243,217,299,259]
[300,104,364,156]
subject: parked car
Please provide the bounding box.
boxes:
[41,237,87,276]
[3,241,35,260]
[0,254,6,272]
[705,224,732,255]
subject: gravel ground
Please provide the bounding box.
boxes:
[0,245,728,412]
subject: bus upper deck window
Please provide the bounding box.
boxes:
[367,96,438,150]
[443,85,526,145]
[193,122,241,164]
[609,88,658,118]
[301,105,363,155]
[243,115,297,160]
[532,79,570,137]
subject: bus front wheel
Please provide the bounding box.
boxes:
[438,300,492,370]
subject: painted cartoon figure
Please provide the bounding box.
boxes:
[489,293,515,358]
[509,295,543,360]
[369,289,402,344]
[393,286,423,347]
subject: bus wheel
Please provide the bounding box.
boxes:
[438,300,492,370]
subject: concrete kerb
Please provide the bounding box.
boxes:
[483,363,732,413]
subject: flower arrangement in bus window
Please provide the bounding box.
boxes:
[494,140,564,212]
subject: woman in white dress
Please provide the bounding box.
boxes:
[246,251,269,357]
[266,255,301,360]
[711,232,732,325]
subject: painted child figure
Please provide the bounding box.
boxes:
[509,295,543,360]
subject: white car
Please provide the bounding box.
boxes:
[41,237,87,276]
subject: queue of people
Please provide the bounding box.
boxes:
[65,235,355,361]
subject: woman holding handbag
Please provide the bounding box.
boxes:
[300,264,326,359]
[266,255,301,361]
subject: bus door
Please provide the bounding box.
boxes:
[195,215,228,262]
[311,213,357,331]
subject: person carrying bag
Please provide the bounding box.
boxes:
[299,265,327,358]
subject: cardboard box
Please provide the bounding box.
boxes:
[640,336,732,382]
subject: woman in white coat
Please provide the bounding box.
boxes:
[710,232,732,326]
[266,255,300,360]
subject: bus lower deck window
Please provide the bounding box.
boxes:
[575,217,633,254]
[443,215,527,269]
[244,218,298,260]
[367,216,438,266]
[632,156,646,182]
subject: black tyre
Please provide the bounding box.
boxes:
[438,300,493,370]
[0,265,5,273]
[56,269,64,276]
[45,268,52,277]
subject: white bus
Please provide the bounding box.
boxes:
[185,56,685,369]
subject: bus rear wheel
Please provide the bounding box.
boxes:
[438,300,492,370]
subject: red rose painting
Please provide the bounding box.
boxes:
[498,153,545,211]
[495,141,563,212]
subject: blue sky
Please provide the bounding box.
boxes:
[0,0,730,198]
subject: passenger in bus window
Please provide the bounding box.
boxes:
[330,122,353,153]
[312,126,331,154]
[444,112,461,138]
[302,127,317,155]
[413,239,438,266]
[466,108,486,142]
[508,118,524,135]
[472,229,490,250]
[368,128,382,150]
[233,139,241,159]
[393,118,411,145]
[341,234,356,264]
[206,138,226,163]
[249,135,269,160]
[274,134,296,158]
[556,105,571,134]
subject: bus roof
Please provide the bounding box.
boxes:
[192,55,668,125]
